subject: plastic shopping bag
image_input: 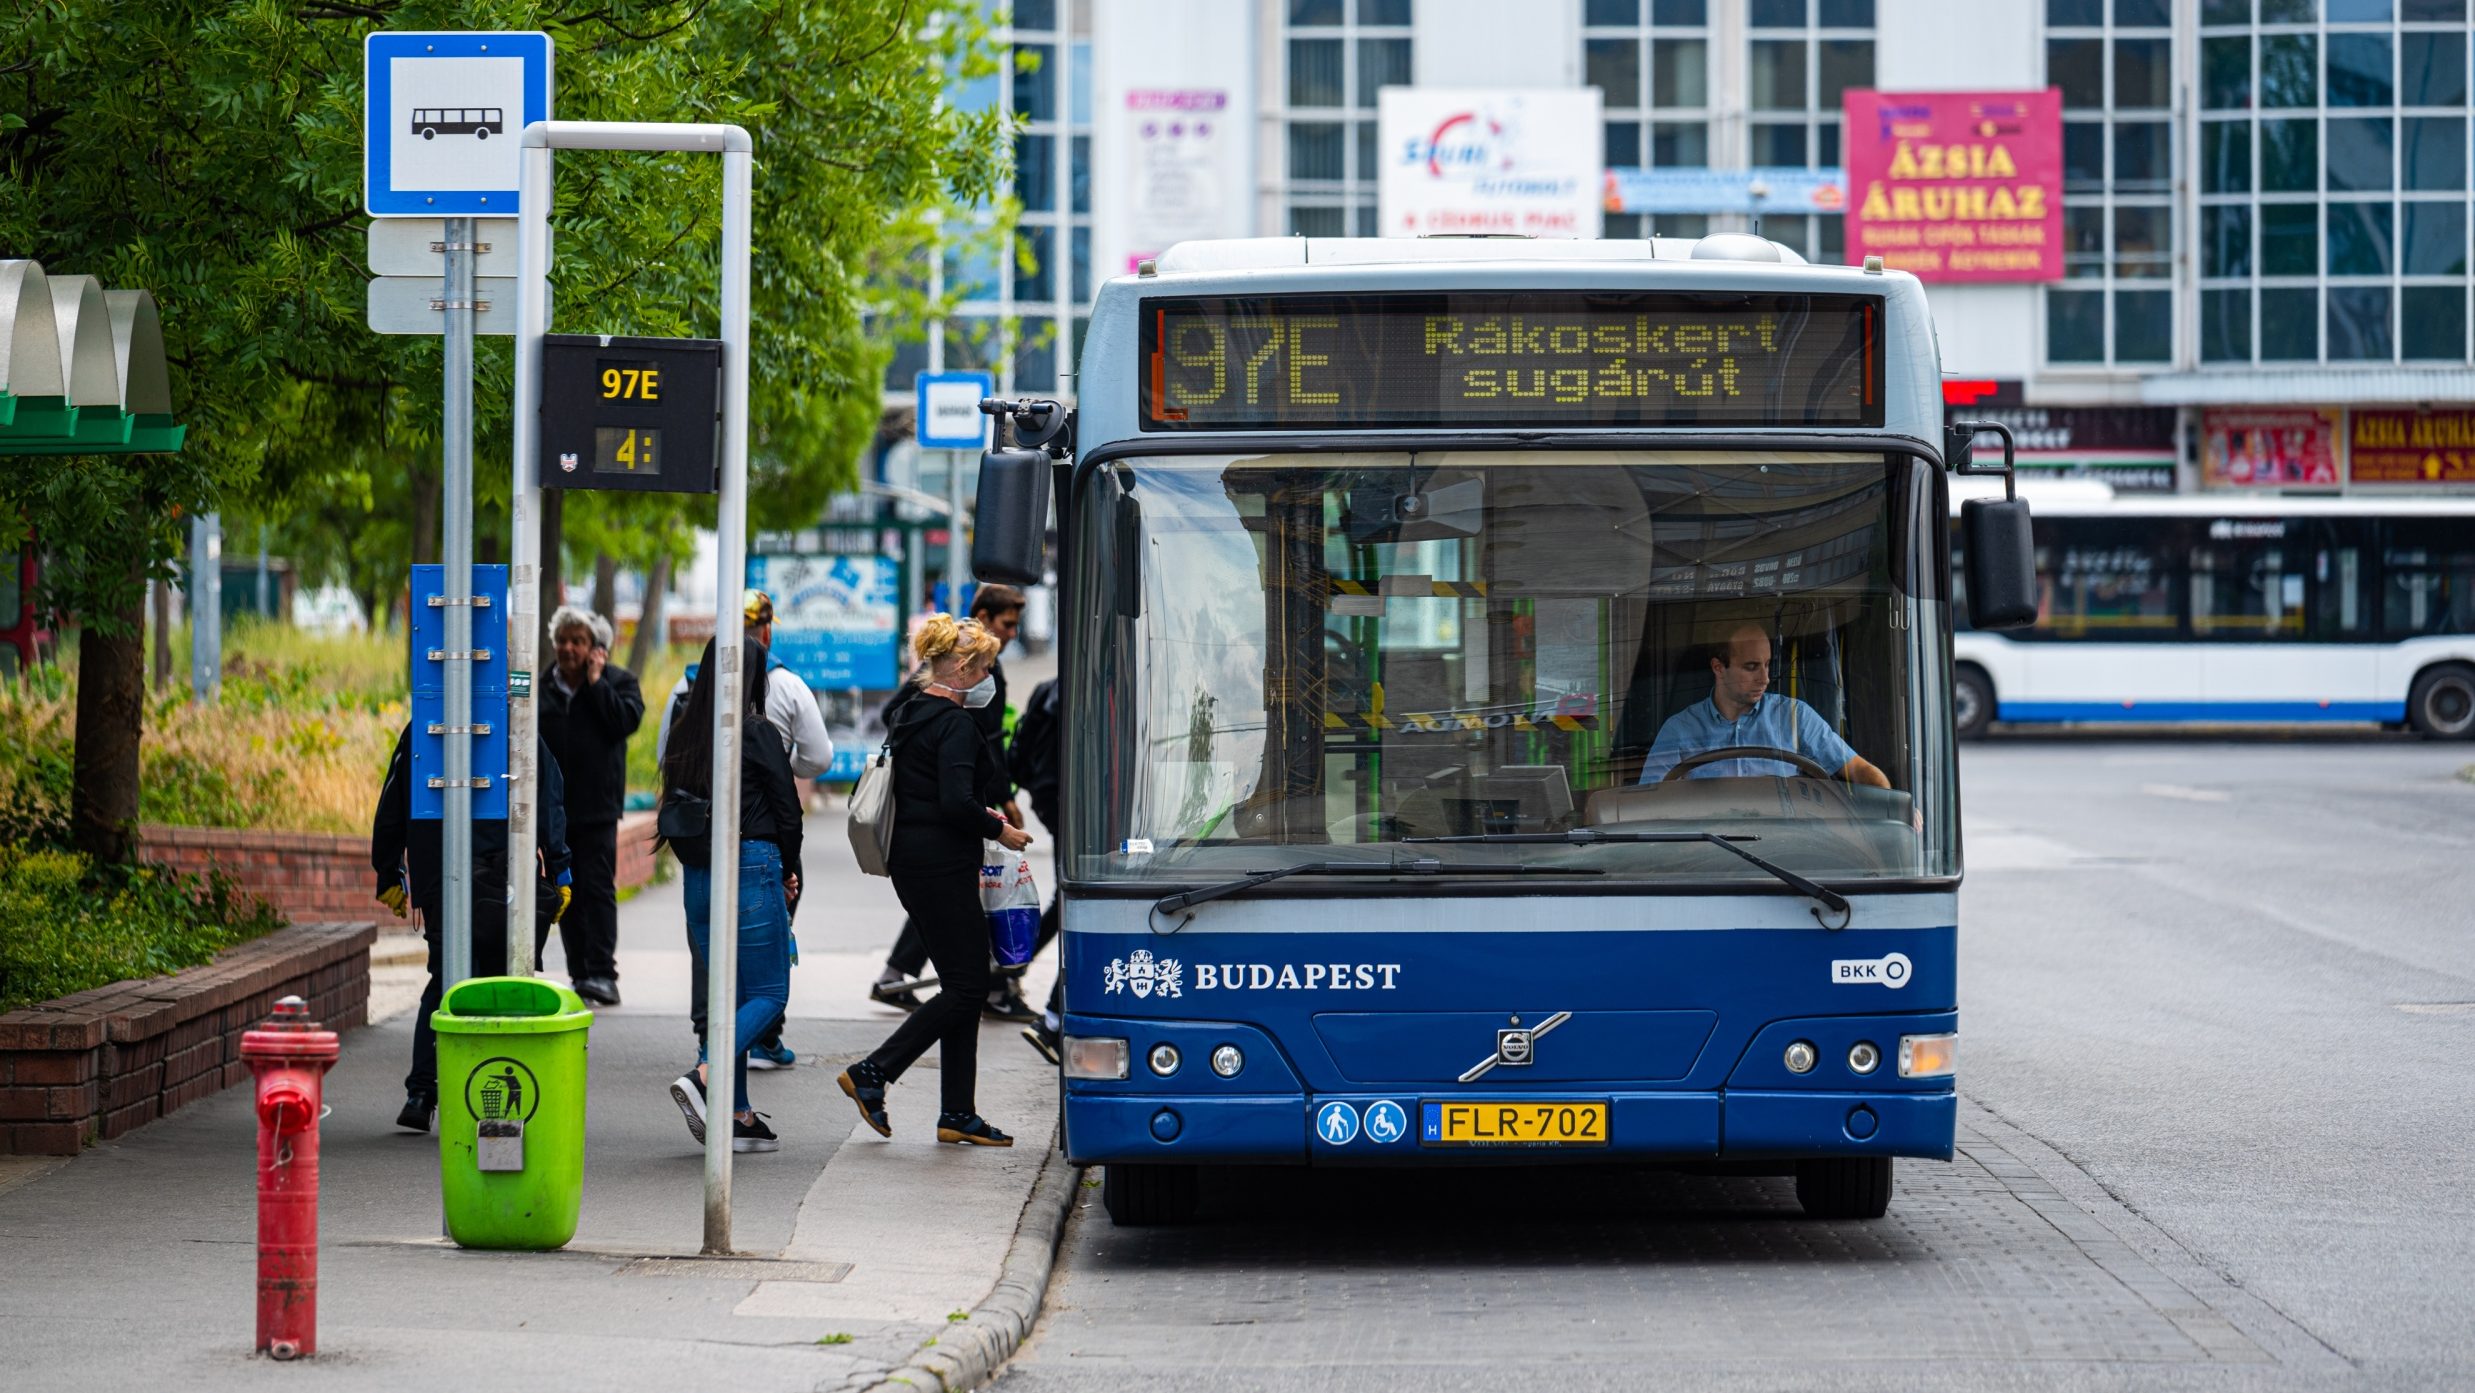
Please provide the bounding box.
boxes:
[981,840,1042,967]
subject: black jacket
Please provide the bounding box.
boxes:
[888,691,1009,875]
[371,726,572,912]
[540,661,644,825]
[659,720,805,890]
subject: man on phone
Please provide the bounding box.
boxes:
[542,605,644,1006]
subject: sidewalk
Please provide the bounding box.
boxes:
[0,797,1073,1393]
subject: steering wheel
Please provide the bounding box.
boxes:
[1659,744,1839,782]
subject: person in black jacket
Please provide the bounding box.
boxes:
[838,614,1032,1147]
[370,725,573,1133]
[541,605,645,1007]
[659,636,802,1155]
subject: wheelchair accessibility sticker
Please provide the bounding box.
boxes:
[1315,1101,1360,1145]
[1363,1099,1407,1144]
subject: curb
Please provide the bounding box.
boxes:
[861,1140,1083,1393]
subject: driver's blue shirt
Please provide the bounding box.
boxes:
[1636,693,1856,784]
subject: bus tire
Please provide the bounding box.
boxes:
[2408,663,2475,740]
[420,128,436,140]
[1794,1156,1893,1219]
[1102,1162,1199,1227]
[1954,664,1995,741]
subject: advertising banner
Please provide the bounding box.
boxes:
[1944,396,2179,494]
[2202,408,2341,489]
[1843,89,2062,282]
[746,553,903,693]
[1093,0,1256,282]
[2349,407,2475,485]
[1602,167,1846,216]
[1378,88,1602,238]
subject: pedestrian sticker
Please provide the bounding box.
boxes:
[465,1056,540,1123]
[1363,1099,1407,1144]
[1315,1101,1359,1145]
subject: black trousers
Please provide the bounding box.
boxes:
[405,897,552,1098]
[865,868,993,1116]
[559,819,620,981]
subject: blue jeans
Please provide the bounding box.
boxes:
[682,840,791,1115]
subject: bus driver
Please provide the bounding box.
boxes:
[1637,622,1893,788]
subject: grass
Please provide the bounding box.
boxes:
[0,843,280,1013]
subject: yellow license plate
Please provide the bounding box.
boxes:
[1420,1100,1608,1147]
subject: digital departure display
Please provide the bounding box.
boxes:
[1140,291,1881,431]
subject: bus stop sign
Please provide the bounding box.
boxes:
[539,334,723,494]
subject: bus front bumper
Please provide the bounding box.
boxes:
[1061,1088,1956,1165]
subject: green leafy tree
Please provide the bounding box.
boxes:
[2,0,1010,862]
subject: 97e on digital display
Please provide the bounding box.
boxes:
[1141,292,1881,431]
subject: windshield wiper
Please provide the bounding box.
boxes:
[1401,830,1853,927]
[1151,857,1602,917]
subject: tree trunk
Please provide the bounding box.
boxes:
[72,557,147,865]
[149,578,171,693]
[627,553,672,673]
[591,551,617,625]
[411,462,439,566]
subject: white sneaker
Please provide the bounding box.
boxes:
[668,1073,707,1145]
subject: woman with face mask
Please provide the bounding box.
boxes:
[838,614,1034,1146]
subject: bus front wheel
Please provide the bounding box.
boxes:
[419,128,436,140]
[1102,1162,1199,1226]
[1795,1156,1892,1219]
[1954,664,1995,741]
[2409,663,2475,740]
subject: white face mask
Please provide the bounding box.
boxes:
[938,673,997,709]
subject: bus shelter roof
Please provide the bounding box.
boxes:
[0,259,186,455]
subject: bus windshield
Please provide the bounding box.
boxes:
[1068,449,1956,889]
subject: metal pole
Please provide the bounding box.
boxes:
[507,159,549,979]
[945,451,965,613]
[441,218,475,990]
[189,513,222,703]
[704,141,754,1255]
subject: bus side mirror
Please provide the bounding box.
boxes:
[1950,419,2037,630]
[970,449,1050,586]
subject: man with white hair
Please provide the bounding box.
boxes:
[542,604,645,1006]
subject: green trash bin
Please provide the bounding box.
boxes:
[433,976,593,1250]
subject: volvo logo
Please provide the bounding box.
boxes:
[1459,1010,1570,1083]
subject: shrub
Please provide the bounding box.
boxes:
[0,843,281,1013]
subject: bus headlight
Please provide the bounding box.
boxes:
[1783,1040,1818,1074]
[1898,1033,1957,1078]
[1211,1045,1245,1078]
[1063,1036,1130,1080]
[1848,1041,1881,1075]
[1148,1043,1182,1077]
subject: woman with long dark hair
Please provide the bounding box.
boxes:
[661,636,802,1154]
[837,614,1032,1146]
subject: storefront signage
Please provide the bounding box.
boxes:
[2202,407,2340,489]
[2349,407,2475,486]
[1939,385,2176,493]
[1601,167,1846,216]
[747,553,902,691]
[1092,0,1256,279]
[1377,88,1602,239]
[1843,89,2062,282]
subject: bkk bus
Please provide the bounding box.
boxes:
[970,235,2036,1225]
[1950,484,2475,739]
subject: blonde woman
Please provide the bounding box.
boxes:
[838,615,1034,1145]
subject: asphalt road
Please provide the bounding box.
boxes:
[1000,739,2475,1392]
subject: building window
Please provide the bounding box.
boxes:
[1742,0,1870,261]
[2196,0,2475,365]
[1283,0,1412,238]
[2046,0,2173,365]
[1583,0,1713,244]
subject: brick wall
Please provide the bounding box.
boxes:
[0,921,376,1155]
[136,811,662,934]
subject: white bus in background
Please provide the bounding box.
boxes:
[1950,482,2475,740]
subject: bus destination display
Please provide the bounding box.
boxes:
[540,334,724,494]
[1141,292,1880,431]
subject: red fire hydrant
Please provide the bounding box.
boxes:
[240,995,340,1360]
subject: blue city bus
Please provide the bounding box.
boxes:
[973,235,2032,1225]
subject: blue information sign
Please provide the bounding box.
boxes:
[748,553,904,693]
[915,370,996,450]
[364,31,554,217]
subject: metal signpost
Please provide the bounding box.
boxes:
[915,371,994,611]
[365,31,553,992]
[513,121,752,1254]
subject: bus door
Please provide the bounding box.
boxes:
[2192,518,2377,714]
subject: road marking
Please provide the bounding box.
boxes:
[2139,783,2230,803]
